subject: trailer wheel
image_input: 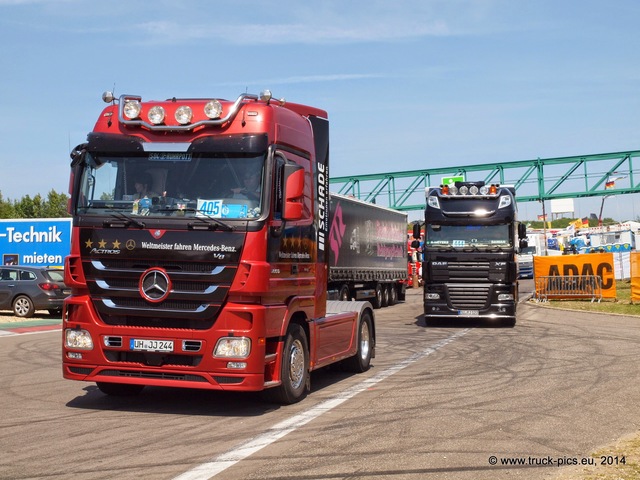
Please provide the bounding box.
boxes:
[339,285,351,301]
[372,283,383,309]
[389,285,398,305]
[262,324,309,404]
[381,285,390,307]
[96,382,145,396]
[343,311,373,373]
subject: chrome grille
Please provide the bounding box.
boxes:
[447,284,490,309]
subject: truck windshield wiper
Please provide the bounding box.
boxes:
[105,210,146,229]
[182,209,234,231]
[432,245,456,252]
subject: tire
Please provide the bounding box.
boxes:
[381,285,390,307]
[339,284,351,302]
[389,284,398,305]
[372,283,383,309]
[343,311,373,373]
[13,295,34,318]
[96,382,145,396]
[262,324,309,404]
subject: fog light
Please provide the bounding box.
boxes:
[123,100,141,119]
[204,100,223,119]
[175,105,193,124]
[426,293,440,300]
[67,352,83,360]
[148,105,165,124]
[65,329,93,350]
[227,362,247,369]
[214,337,251,358]
[498,293,514,301]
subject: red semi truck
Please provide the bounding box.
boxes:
[62,90,375,404]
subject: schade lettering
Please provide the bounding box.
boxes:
[317,161,329,251]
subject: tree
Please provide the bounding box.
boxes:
[0,190,70,219]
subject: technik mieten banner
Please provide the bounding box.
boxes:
[0,218,72,267]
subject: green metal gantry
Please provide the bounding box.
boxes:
[330,150,640,213]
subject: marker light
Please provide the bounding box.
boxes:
[489,184,498,194]
[175,105,193,124]
[441,185,449,195]
[204,100,223,119]
[123,100,141,119]
[148,106,165,124]
[260,90,272,102]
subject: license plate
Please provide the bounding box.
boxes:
[459,310,479,316]
[130,338,174,352]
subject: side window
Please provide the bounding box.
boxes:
[1,269,18,281]
[19,270,35,281]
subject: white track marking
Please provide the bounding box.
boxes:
[174,329,471,480]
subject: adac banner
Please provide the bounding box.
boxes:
[533,253,616,299]
[0,218,72,267]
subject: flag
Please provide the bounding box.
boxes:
[537,214,547,221]
[581,217,589,227]
[605,180,615,189]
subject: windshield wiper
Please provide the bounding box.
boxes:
[181,209,234,231]
[104,210,146,229]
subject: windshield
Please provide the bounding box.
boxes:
[425,224,512,248]
[77,152,265,219]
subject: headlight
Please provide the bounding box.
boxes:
[204,100,223,119]
[65,329,93,350]
[123,100,141,119]
[214,337,251,358]
[175,105,193,124]
[498,195,512,209]
[427,196,440,209]
[148,106,165,124]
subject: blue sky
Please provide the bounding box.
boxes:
[1,0,639,221]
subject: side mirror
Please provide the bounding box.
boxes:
[282,164,304,221]
[412,222,421,239]
[518,222,527,239]
[70,143,87,167]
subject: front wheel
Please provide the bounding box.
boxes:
[262,324,309,404]
[13,295,34,318]
[343,311,374,373]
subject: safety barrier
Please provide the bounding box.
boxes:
[534,275,603,303]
